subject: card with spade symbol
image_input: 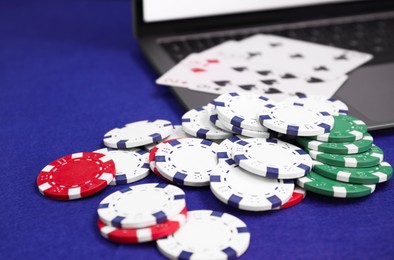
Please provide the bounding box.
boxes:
[156,52,347,97]
[220,34,373,80]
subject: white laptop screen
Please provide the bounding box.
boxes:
[143,0,360,23]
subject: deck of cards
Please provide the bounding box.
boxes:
[156,34,373,100]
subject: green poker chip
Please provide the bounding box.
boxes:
[308,115,367,143]
[296,133,373,155]
[313,160,393,184]
[306,144,384,168]
[297,171,376,198]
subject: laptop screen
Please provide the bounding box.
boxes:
[143,0,361,22]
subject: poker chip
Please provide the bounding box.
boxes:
[37,152,115,200]
[280,186,306,209]
[95,148,150,185]
[206,101,236,134]
[156,210,250,260]
[313,160,393,184]
[297,171,376,198]
[210,159,294,211]
[97,183,186,229]
[259,102,334,136]
[275,186,306,209]
[231,138,312,179]
[308,115,367,143]
[216,136,246,162]
[307,144,384,168]
[145,125,190,151]
[181,106,233,139]
[296,133,373,155]
[281,94,349,115]
[155,138,219,187]
[215,92,270,131]
[219,116,276,138]
[149,140,177,181]
[97,208,188,244]
[103,120,173,149]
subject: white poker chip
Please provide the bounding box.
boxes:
[281,94,349,115]
[206,101,237,134]
[97,183,186,229]
[181,107,233,140]
[217,136,248,162]
[218,115,276,138]
[144,125,190,151]
[210,159,294,211]
[231,138,312,179]
[95,148,150,185]
[155,138,219,187]
[156,210,250,260]
[259,103,334,136]
[215,92,270,131]
[103,120,173,149]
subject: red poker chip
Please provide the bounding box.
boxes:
[36,152,116,200]
[149,139,177,182]
[97,207,188,243]
[280,186,306,209]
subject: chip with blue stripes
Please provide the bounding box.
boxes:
[181,106,233,140]
[155,138,219,187]
[103,119,173,148]
[97,183,186,229]
[259,102,334,136]
[210,159,294,211]
[95,147,150,185]
[231,138,312,179]
[156,210,250,259]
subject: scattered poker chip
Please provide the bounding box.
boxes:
[216,136,247,162]
[97,208,188,244]
[181,106,233,139]
[37,152,115,200]
[219,116,276,138]
[97,183,186,229]
[145,125,190,151]
[296,133,373,155]
[155,138,219,187]
[307,144,384,168]
[215,92,270,131]
[156,210,250,260]
[297,171,376,198]
[308,115,367,143]
[259,102,334,136]
[206,101,236,134]
[95,148,150,185]
[281,94,349,115]
[149,140,177,182]
[275,186,306,209]
[231,138,312,179]
[103,120,173,149]
[313,160,393,184]
[210,159,294,211]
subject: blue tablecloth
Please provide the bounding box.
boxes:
[1,1,394,259]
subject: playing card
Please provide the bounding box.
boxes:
[183,54,348,97]
[156,54,227,88]
[203,34,373,80]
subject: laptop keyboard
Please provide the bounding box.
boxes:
[160,17,394,64]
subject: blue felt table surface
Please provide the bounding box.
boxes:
[1,1,394,259]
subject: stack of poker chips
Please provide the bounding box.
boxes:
[294,115,391,198]
[96,183,188,244]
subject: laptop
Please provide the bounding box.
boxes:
[133,0,394,130]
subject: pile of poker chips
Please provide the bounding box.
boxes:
[294,115,391,198]
[36,92,392,259]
